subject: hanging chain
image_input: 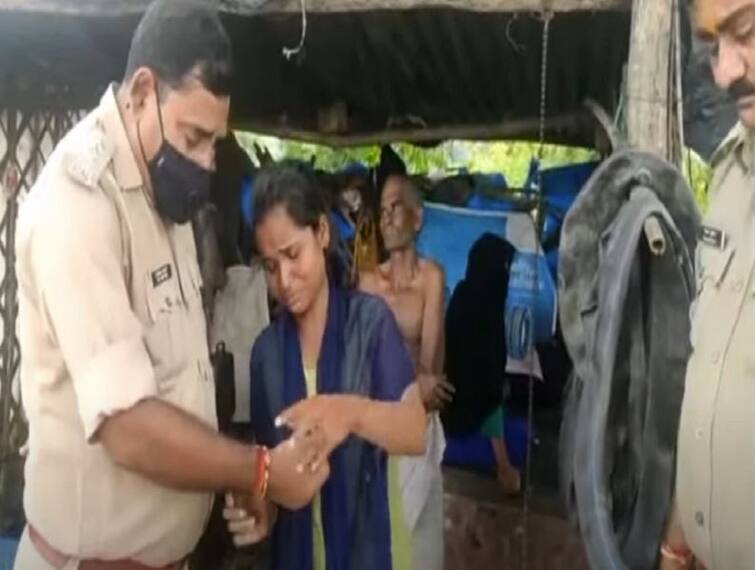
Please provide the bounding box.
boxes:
[521,11,552,570]
[537,11,552,159]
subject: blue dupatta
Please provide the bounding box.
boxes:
[251,286,413,570]
[279,286,352,570]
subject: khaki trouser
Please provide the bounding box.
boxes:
[14,527,188,570]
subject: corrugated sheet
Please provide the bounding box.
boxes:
[0,8,629,146]
[0,2,736,153]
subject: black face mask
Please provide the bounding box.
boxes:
[139,92,212,225]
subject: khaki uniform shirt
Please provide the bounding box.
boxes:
[16,86,216,566]
[677,123,755,570]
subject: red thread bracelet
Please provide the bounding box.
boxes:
[259,452,271,499]
[660,543,692,567]
[254,446,269,497]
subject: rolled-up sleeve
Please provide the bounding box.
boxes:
[29,182,157,440]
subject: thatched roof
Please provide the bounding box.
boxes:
[0,0,654,148]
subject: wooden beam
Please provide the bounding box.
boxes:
[241,111,594,148]
[251,0,632,14]
[0,0,631,16]
[626,0,674,158]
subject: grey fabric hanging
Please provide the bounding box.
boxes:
[558,151,701,570]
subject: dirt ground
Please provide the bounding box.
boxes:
[444,467,588,570]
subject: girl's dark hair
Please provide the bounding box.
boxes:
[253,161,351,288]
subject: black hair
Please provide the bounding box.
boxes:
[253,161,351,288]
[124,0,233,97]
[376,144,407,193]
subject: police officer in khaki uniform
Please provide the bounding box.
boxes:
[661,1,755,569]
[13,2,327,568]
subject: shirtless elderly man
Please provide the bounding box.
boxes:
[360,174,453,570]
[361,175,451,408]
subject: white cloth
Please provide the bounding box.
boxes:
[399,413,445,570]
[399,414,445,529]
[209,265,269,422]
[410,467,444,570]
[506,348,544,381]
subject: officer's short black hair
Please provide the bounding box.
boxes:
[124,0,233,97]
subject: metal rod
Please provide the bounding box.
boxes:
[643,217,666,255]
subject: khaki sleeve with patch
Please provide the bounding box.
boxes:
[28,177,157,440]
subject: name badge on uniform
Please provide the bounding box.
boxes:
[700,225,727,250]
[151,264,173,288]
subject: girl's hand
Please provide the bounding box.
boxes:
[277,395,362,467]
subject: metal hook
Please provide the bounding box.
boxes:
[282,0,308,61]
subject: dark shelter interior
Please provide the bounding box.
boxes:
[0,1,738,568]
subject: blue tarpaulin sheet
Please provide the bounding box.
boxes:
[431,164,593,472]
[541,161,598,214]
[417,203,509,296]
[507,252,557,353]
[417,203,557,347]
[443,415,532,471]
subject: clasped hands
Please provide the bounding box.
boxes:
[224,372,445,546]
[223,393,361,547]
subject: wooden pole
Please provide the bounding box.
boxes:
[626,0,674,158]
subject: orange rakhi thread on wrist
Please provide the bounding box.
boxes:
[254,445,271,498]
[660,543,693,567]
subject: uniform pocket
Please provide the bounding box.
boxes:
[144,272,188,395]
[691,244,735,350]
[697,243,734,294]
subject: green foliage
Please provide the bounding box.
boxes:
[683,149,712,212]
[236,132,450,173]
[236,132,712,210]
[462,142,598,187]
[392,143,451,174]
[237,132,596,180]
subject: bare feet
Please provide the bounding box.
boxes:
[490,437,521,495]
[497,466,521,495]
